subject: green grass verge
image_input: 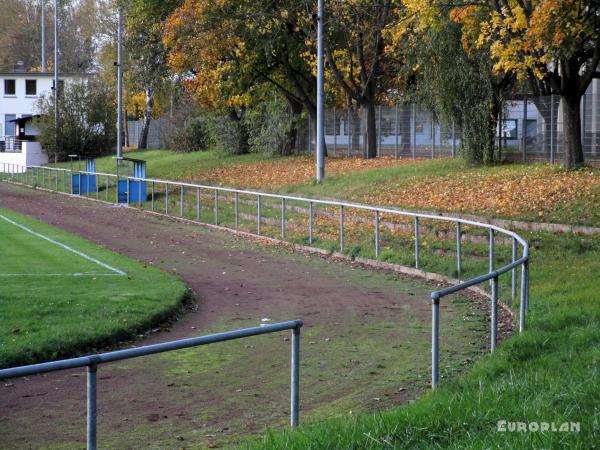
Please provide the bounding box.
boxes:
[51,149,271,180]
[238,231,600,448]
[0,207,187,368]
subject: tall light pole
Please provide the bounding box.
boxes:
[316,0,325,182]
[41,0,46,71]
[54,0,59,155]
[117,8,123,158]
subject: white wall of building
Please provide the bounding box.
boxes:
[0,142,48,172]
[0,73,85,138]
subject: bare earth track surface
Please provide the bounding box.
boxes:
[0,183,487,449]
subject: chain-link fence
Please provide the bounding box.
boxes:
[128,81,600,163]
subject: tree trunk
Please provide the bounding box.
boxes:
[138,87,154,149]
[486,97,501,164]
[364,101,377,159]
[228,109,249,155]
[562,93,584,168]
[282,97,303,156]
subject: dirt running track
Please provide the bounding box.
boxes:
[0,183,486,449]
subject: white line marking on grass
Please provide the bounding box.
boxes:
[0,213,127,276]
[0,273,124,277]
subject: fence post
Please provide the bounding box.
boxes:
[491,275,498,352]
[431,296,440,389]
[519,262,526,332]
[196,187,200,221]
[151,182,155,211]
[281,198,286,239]
[333,108,337,156]
[431,116,435,158]
[308,201,313,245]
[511,239,517,302]
[522,97,528,163]
[456,222,462,276]
[414,217,420,269]
[180,185,185,217]
[339,205,344,252]
[291,326,300,427]
[165,183,169,215]
[87,364,98,450]
[550,95,555,164]
[451,120,456,158]
[106,176,109,202]
[395,104,399,158]
[257,195,261,236]
[348,108,352,157]
[214,190,219,225]
[307,115,312,154]
[377,105,382,157]
[489,229,495,273]
[412,104,416,159]
[375,211,380,258]
[234,192,239,228]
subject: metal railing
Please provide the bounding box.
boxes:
[1,164,530,391]
[0,320,303,450]
[0,137,24,153]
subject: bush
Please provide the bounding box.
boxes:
[35,80,116,161]
[166,115,210,152]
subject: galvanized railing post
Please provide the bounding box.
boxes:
[511,238,517,302]
[257,195,261,235]
[308,202,313,245]
[491,275,498,352]
[414,217,420,269]
[126,178,131,206]
[456,222,462,276]
[281,198,286,239]
[525,259,530,311]
[165,183,169,215]
[291,326,300,427]
[196,187,200,221]
[105,176,109,202]
[431,296,440,389]
[214,189,219,225]
[375,211,380,258]
[519,261,527,332]
[87,364,98,450]
[234,192,239,228]
[95,175,99,201]
[489,229,495,274]
[339,205,345,252]
[151,182,155,211]
[180,185,185,217]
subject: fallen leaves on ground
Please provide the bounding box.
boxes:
[357,165,600,219]
[184,156,421,189]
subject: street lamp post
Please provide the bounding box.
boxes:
[316,0,325,182]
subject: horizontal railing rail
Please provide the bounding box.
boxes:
[0,320,303,450]
[1,164,530,391]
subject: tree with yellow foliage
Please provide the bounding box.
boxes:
[457,0,600,168]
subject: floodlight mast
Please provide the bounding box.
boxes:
[316,0,325,182]
[41,0,46,71]
[54,0,59,156]
[117,8,124,159]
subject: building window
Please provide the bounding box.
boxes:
[4,79,16,95]
[25,79,37,96]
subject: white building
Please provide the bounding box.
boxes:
[0,66,87,171]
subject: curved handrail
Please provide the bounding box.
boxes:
[2,163,530,389]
